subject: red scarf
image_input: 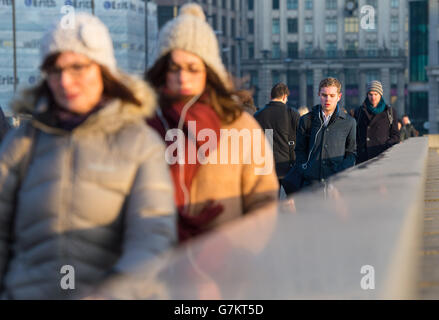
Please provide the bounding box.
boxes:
[147,92,224,242]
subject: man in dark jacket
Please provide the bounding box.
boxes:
[293,77,356,186]
[354,81,400,164]
[254,83,300,181]
[400,114,418,141]
[0,107,10,143]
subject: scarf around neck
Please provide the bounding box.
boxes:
[365,97,387,115]
[147,90,224,242]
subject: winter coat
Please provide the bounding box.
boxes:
[0,75,176,299]
[400,123,418,141]
[354,102,400,164]
[187,112,279,230]
[295,105,357,183]
[149,104,279,240]
[254,101,300,179]
[0,107,10,143]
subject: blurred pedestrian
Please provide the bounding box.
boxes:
[0,13,176,299]
[254,83,300,183]
[235,90,257,115]
[146,3,279,242]
[298,106,309,117]
[400,114,418,141]
[354,80,400,163]
[0,106,10,143]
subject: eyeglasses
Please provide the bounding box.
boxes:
[42,62,94,79]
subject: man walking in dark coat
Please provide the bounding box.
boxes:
[286,77,356,191]
[0,106,10,143]
[254,83,300,181]
[400,114,418,141]
[354,80,400,164]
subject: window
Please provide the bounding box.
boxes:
[345,17,359,33]
[231,18,236,37]
[391,42,400,57]
[222,16,227,36]
[305,18,313,33]
[212,14,217,30]
[391,0,399,8]
[305,0,313,10]
[366,0,377,8]
[345,40,358,57]
[305,43,313,56]
[288,18,298,33]
[366,41,378,57]
[287,0,298,10]
[391,16,399,32]
[272,19,280,34]
[213,0,217,6]
[288,42,298,59]
[272,43,281,59]
[273,0,279,10]
[325,18,337,33]
[248,19,254,34]
[366,71,379,83]
[248,42,254,59]
[231,0,235,10]
[326,42,337,58]
[326,0,337,10]
[222,0,226,9]
[272,71,281,85]
[248,0,254,11]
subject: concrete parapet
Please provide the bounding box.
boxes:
[98,137,429,299]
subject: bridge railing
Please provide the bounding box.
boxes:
[97,137,429,299]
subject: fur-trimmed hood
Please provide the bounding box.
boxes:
[10,72,157,134]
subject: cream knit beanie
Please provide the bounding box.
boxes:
[40,13,118,76]
[153,3,232,90]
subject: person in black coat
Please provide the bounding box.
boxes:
[292,78,356,187]
[0,107,10,143]
[400,114,418,141]
[254,83,300,181]
[354,81,400,164]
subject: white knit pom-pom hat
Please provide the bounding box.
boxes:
[152,3,232,90]
[40,13,117,76]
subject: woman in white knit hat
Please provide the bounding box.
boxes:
[0,13,176,299]
[146,3,279,243]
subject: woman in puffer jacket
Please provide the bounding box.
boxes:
[146,4,279,243]
[0,14,176,299]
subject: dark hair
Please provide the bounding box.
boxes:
[271,83,290,99]
[146,52,242,124]
[40,52,141,106]
[235,90,257,114]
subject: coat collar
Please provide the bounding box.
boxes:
[311,104,346,121]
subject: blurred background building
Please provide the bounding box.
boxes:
[0,0,436,134]
[0,0,158,116]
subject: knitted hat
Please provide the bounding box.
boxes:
[366,80,384,97]
[40,13,117,76]
[152,3,232,90]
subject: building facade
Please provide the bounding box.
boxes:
[240,0,408,113]
[427,0,439,133]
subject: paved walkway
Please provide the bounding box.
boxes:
[419,148,439,298]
